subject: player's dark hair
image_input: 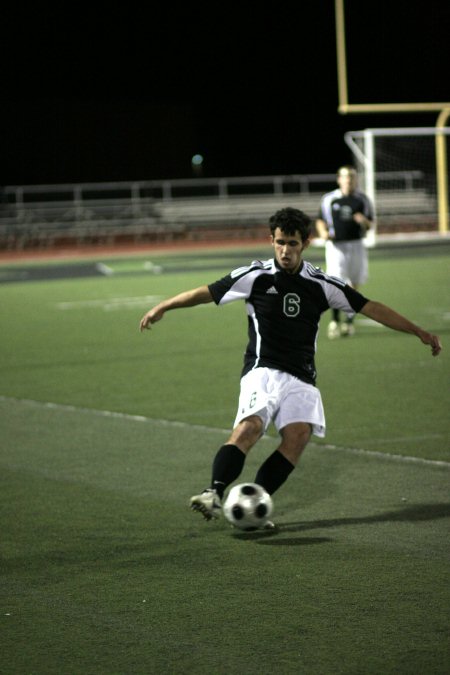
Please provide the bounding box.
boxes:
[269,207,312,242]
[337,165,357,177]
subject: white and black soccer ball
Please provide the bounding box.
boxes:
[223,483,273,531]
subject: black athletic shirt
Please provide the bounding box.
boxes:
[208,258,369,385]
[318,188,374,241]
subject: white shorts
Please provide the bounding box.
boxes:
[325,239,368,286]
[233,367,326,438]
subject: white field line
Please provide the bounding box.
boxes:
[315,443,449,467]
[355,318,385,328]
[1,395,449,469]
[94,262,114,276]
[55,295,163,311]
[54,295,214,311]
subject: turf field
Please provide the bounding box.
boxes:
[1,241,449,674]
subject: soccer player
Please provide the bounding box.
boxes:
[316,165,374,339]
[140,208,441,526]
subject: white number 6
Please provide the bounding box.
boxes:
[283,293,301,317]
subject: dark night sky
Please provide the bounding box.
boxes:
[2,1,449,186]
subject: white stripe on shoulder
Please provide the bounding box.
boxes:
[302,261,346,287]
[301,261,354,312]
[220,260,274,304]
[320,189,341,224]
[230,258,273,279]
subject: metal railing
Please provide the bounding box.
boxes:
[2,171,425,207]
[0,171,435,249]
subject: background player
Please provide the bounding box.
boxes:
[140,208,441,526]
[316,166,374,338]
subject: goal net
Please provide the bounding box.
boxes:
[344,127,450,244]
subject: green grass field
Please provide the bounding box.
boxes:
[1,241,449,674]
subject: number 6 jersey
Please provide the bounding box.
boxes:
[208,258,368,385]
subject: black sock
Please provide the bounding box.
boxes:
[345,315,354,324]
[211,444,246,499]
[332,308,340,322]
[254,450,295,495]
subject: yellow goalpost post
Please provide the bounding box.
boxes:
[334,0,450,234]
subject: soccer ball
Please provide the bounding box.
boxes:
[223,483,273,531]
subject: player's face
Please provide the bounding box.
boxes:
[337,170,357,195]
[271,227,308,274]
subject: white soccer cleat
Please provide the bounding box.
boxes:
[262,520,276,530]
[327,320,341,340]
[340,322,355,337]
[190,489,222,521]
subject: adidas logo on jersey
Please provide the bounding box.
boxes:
[266,286,278,294]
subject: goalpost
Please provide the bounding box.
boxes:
[344,127,450,243]
[334,0,450,242]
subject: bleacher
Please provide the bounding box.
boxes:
[0,172,438,250]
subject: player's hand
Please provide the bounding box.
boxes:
[139,308,164,332]
[419,330,442,357]
[353,212,370,229]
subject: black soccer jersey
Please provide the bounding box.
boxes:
[208,258,369,385]
[318,188,374,241]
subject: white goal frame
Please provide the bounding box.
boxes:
[344,127,450,244]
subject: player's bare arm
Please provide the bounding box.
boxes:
[315,218,330,240]
[140,285,213,331]
[360,300,442,356]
